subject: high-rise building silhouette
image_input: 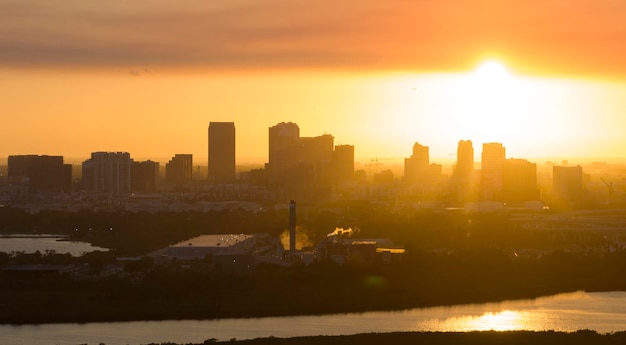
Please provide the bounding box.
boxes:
[403,142,443,197]
[553,165,584,204]
[266,122,354,201]
[404,142,430,184]
[268,122,300,186]
[481,143,506,200]
[456,140,474,177]
[131,160,159,193]
[82,152,131,193]
[8,155,71,194]
[165,154,193,188]
[208,122,236,184]
[453,140,474,204]
[332,144,355,183]
[502,158,539,203]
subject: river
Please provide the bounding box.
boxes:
[1,291,625,345]
[0,235,108,256]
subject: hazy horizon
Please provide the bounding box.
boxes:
[2,1,626,165]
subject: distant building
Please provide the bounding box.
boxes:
[165,154,193,188]
[316,237,405,265]
[208,122,236,184]
[81,152,131,193]
[131,160,159,193]
[164,234,257,261]
[502,158,539,204]
[553,165,584,204]
[7,155,71,194]
[299,134,334,188]
[404,142,429,183]
[456,140,474,178]
[481,143,506,200]
[453,140,475,203]
[332,144,354,183]
[268,122,300,185]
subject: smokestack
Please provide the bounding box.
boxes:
[289,200,296,252]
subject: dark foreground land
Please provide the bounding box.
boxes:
[147,330,626,345]
[2,207,626,324]
[2,248,626,324]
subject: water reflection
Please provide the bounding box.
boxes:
[442,310,527,331]
[0,236,107,256]
[1,291,626,345]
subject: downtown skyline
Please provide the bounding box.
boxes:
[2,1,626,163]
[1,120,625,167]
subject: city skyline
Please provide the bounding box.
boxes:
[2,128,625,167]
[2,2,626,163]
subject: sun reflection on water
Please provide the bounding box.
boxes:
[433,310,533,332]
[467,310,525,331]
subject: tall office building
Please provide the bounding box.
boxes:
[453,140,475,204]
[165,154,193,187]
[481,142,506,200]
[131,160,159,193]
[553,165,583,204]
[456,140,474,177]
[208,122,236,184]
[332,144,354,183]
[299,134,334,163]
[404,142,430,184]
[502,158,539,203]
[268,122,300,184]
[82,152,132,193]
[7,155,71,194]
[299,134,334,188]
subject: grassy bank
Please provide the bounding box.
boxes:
[146,330,626,345]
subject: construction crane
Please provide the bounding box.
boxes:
[366,157,391,175]
[600,178,615,201]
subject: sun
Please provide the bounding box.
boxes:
[474,60,511,82]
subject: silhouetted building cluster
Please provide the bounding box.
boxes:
[131,160,159,193]
[3,121,601,210]
[82,152,132,193]
[7,155,71,195]
[262,122,355,201]
[553,165,584,204]
[165,154,193,189]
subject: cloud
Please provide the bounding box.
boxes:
[1,1,626,77]
[128,67,152,76]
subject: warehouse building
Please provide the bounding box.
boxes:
[163,234,257,262]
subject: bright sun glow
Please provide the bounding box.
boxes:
[467,310,525,331]
[474,60,511,81]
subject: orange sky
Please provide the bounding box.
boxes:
[1,1,626,164]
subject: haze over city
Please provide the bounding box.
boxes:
[1,1,626,163]
[5,2,626,345]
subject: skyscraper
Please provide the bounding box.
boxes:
[454,140,474,204]
[268,122,300,185]
[553,165,584,204]
[8,155,70,194]
[456,140,474,178]
[165,154,193,188]
[208,122,236,184]
[131,160,159,193]
[481,142,506,200]
[82,152,132,193]
[332,144,355,183]
[502,158,539,203]
[404,142,430,184]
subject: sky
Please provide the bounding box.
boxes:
[1,0,626,165]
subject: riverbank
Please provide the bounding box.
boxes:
[150,330,626,345]
[3,252,626,325]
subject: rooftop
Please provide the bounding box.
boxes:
[171,234,254,248]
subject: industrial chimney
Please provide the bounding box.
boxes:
[289,200,296,252]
